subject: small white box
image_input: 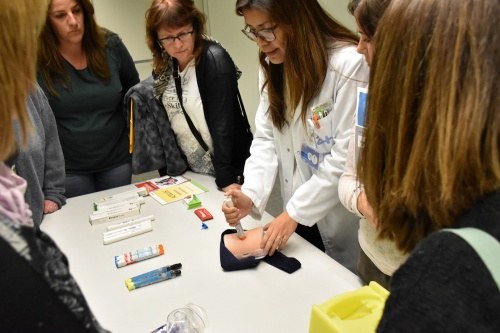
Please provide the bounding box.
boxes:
[102,220,153,245]
[89,204,141,225]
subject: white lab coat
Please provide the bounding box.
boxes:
[242,44,369,272]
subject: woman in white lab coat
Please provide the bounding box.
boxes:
[223,0,369,272]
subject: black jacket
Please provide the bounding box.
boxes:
[377,190,500,333]
[125,40,252,188]
[195,41,253,188]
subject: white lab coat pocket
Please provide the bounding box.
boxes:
[311,111,335,154]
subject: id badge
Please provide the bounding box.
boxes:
[301,143,320,170]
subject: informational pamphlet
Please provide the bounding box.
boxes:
[135,175,190,194]
[149,179,208,205]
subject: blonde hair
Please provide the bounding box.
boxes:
[359,0,500,253]
[0,0,48,161]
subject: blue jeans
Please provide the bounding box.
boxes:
[65,162,132,198]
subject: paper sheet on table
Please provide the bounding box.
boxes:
[149,180,208,205]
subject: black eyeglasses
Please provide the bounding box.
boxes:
[241,25,277,42]
[158,30,193,46]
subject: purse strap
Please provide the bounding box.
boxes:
[443,227,500,288]
[173,59,209,152]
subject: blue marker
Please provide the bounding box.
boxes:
[126,269,182,291]
[128,263,182,283]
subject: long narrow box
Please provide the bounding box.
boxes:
[103,220,153,245]
[89,203,141,225]
[106,214,155,231]
[94,196,145,211]
[95,188,148,204]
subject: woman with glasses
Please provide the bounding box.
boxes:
[223,0,369,272]
[37,0,140,198]
[141,0,253,191]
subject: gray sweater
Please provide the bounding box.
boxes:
[12,85,66,226]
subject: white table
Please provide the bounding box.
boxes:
[41,172,362,333]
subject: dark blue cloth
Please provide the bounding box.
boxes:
[220,229,301,274]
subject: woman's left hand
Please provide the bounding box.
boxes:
[261,211,298,256]
[43,199,59,214]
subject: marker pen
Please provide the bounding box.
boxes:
[115,244,164,268]
[126,269,182,291]
[128,263,183,283]
[224,197,246,239]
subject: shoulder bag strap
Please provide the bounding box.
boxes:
[173,60,209,152]
[237,89,251,132]
[444,227,500,288]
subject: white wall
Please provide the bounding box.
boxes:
[92,0,356,129]
[92,0,152,79]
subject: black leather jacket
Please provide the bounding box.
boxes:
[125,40,252,188]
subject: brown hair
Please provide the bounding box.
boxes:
[37,0,110,96]
[358,0,500,253]
[236,0,358,130]
[0,0,47,160]
[349,0,392,39]
[146,0,207,74]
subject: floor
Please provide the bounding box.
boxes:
[132,172,283,218]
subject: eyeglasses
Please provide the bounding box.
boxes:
[158,30,193,46]
[241,25,277,42]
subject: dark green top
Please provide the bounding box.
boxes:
[38,31,139,174]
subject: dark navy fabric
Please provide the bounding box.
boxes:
[220,229,301,274]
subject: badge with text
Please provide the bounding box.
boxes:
[301,143,320,170]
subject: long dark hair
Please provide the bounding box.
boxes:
[236,0,358,130]
[349,0,392,40]
[37,0,110,96]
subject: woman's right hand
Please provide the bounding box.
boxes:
[221,189,253,226]
[357,191,378,228]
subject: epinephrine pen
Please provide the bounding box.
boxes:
[224,196,246,239]
[114,244,164,268]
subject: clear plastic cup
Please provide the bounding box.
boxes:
[165,303,208,333]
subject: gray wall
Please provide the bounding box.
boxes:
[92,0,356,131]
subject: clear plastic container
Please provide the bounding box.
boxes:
[164,303,208,333]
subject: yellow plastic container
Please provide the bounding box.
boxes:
[309,281,389,333]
